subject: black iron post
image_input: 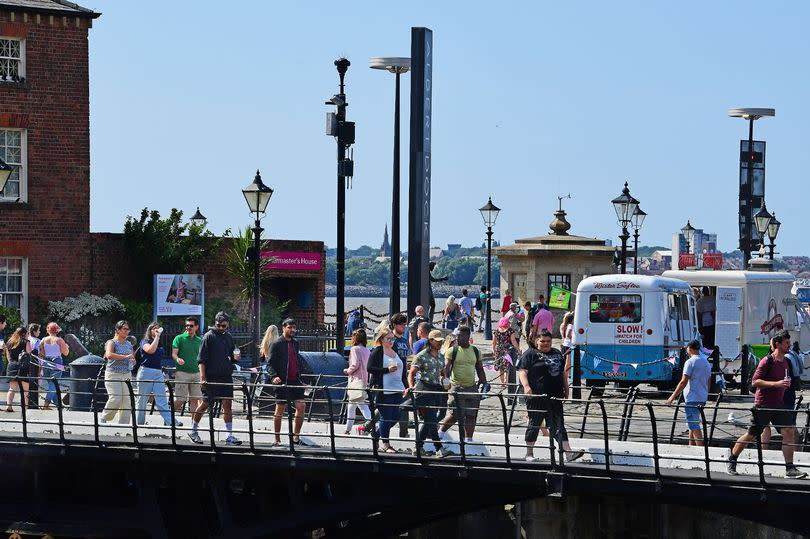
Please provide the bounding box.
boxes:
[632,228,640,275]
[744,118,754,268]
[389,69,402,316]
[251,218,262,367]
[619,226,629,275]
[485,226,493,340]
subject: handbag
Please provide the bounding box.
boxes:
[346,377,366,402]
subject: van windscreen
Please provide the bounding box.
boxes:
[589,294,642,323]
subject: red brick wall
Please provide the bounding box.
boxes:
[0,11,94,318]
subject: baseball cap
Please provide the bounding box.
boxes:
[428,330,445,342]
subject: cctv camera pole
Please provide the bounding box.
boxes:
[332,58,352,351]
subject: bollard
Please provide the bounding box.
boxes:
[741,345,750,396]
[572,346,581,400]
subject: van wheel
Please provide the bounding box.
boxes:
[585,379,606,397]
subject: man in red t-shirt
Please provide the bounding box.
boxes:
[727,331,806,478]
[268,319,309,445]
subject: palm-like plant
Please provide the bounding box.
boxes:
[224,227,271,320]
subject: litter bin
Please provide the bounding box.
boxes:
[750,344,771,360]
[69,354,107,412]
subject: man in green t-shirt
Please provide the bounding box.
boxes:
[439,326,487,443]
[171,317,202,413]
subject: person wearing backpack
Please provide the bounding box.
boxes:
[727,330,807,478]
[438,326,488,444]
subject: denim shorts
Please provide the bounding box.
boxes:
[684,402,704,431]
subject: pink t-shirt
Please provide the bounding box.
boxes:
[532,308,555,334]
[346,345,370,386]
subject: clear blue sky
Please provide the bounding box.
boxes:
[88,1,809,255]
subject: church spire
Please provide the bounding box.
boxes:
[381,224,391,257]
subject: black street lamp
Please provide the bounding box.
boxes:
[631,205,646,275]
[479,197,500,340]
[369,57,410,317]
[753,202,772,258]
[767,212,781,260]
[325,58,355,350]
[611,182,638,274]
[189,206,207,229]
[681,221,696,254]
[242,170,273,367]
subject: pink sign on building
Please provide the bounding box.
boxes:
[262,251,322,271]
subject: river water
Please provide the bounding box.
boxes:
[325,297,445,317]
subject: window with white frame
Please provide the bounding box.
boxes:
[0,129,25,200]
[0,257,24,315]
[0,38,23,81]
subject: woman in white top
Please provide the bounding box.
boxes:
[560,311,575,376]
[367,325,408,453]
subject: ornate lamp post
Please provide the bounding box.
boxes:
[242,170,273,366]
[611,182,638,274]
[479,197,500,340]
[369,57,410,317]
[189,206,207,228]
[767,212,780,260]
[753,202,773,258]
[681,220,696,254]
[631,205,646,275]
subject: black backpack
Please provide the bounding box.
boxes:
[750,353,799,393]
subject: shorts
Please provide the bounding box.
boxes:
[276,382,306,405]
[445,384,480,422]
[174,371,202,401]
[684,402,705,431]
[747,406,795,437]
[204,376,234,401]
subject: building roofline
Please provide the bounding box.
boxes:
[0,0,101,19]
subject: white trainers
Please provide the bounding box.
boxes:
[525,455,539,462]
[188,431,203,444]
[225,435,242,445]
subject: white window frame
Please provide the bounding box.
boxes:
[0,37,25,80]
[0,256,28,323]
[0,128,27,202]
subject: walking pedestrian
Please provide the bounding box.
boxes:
[268,319,312,445]
[529,302,554,341]
[666,340,712,446]
[443,296,461,330]
[27,323,42,409]
[188,312,241,445]
[518,330,584,463]
[500,289,513,316]
[762,339,805,449]
[408,330,451,457]
[344,328,372,435]
[27,324,41,355]
[0,315,6,377]
[4,326,34,412]
[136,322,179,426]
[522,301,534,346]
[412,322,431,355]
[727,330,806,478]
[505,302,524,346]
[492,317,520,387]
[459,289,475,325]
[390,312,411,437]
[367,325,408,453]
[100,321,135,424]
[407,305,431,350]
[39,322,68,410]
[171,317,203,414]
[476,287,489,331]
[439,326,487,444]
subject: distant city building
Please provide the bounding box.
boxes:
[446,243,461,254]
[380,224,391,258]
[429,247,443,260]
[672,229,719,270]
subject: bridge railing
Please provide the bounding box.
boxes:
[0,373,808,486]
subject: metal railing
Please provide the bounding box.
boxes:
[0,372,808,489]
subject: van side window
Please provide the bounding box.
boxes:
[589,294,642,323]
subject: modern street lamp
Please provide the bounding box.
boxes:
[369,56,410,317]
[189,206,207,228]
[631,205,646,275]
[325,58,355,350]
[242,170,273,367]
[0,158,13,194]
[767,212,781,260]
[479,197,500,340]
[753,202,772,258]
[681,221,696,254]
[728,107,775,268]
[611,182,638,274]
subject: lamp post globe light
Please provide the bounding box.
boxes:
[479,197,500,340]
[369,56,410,317]
[242,170,273,367]
[767,212,780,260]
[611,182,639,275]
[681,220,695,254]
[753,202,773,258]
[728,107,775,268]
[631,205,646,275]
[190,206,207,229]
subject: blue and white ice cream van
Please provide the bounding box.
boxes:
[571,274,698,386]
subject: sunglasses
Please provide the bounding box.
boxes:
[383,337,396,343]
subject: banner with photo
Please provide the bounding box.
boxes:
[153,274,204,318]
[548,285,572,310]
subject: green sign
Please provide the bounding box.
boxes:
[549,285,571,310]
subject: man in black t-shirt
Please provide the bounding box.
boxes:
[517,329,583,463]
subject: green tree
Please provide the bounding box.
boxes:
[123,208,223,300]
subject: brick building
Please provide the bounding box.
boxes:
[0,0,325,326]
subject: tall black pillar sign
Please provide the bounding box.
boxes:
[738,140,765,255]
[407,27,432,318]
